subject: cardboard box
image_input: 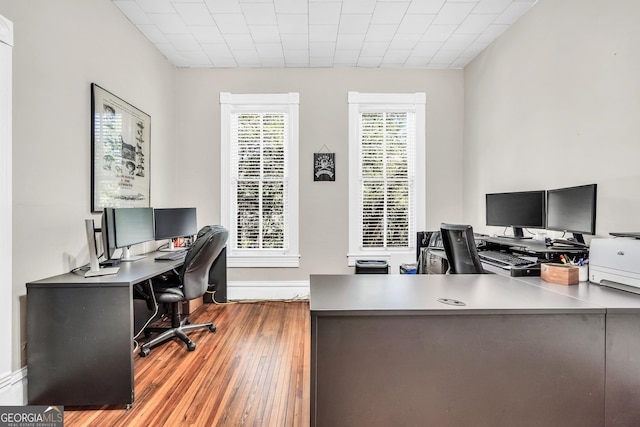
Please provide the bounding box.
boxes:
[541,263,579,285]
[181,296,204,314]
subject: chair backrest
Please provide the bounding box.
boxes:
[440,223,484,274]
[180,225,229,300]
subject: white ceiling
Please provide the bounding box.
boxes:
[112,0,538,69]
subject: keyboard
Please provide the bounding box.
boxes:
[479,250,534,267]
[154,250,187,261]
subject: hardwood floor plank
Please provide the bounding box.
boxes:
[62,301,310,427]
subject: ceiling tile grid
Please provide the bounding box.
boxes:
[112,0,537,68]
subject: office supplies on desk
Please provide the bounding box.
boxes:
[541,263,579,285]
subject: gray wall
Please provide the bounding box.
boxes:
[174,68,464,281]
[0,0,176,373]
[464,0,640,239]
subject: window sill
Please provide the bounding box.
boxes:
[228,254,300,268]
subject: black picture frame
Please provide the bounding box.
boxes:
[314,153,335,182]
[91,83,151,212]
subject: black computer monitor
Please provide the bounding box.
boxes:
[486,190,546,239]
[546,184,597,244]
[154,207,197,250]
[102,207,155,262]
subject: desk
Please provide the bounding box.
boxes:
[26,251,183,406]
[310,274,640,427]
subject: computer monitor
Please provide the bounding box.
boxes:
[154,207,197,251]
[486,190,546,239]
[546,184,597,244]
[101,207,155,262]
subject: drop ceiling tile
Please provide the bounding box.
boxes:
[336,33,366,49]
[113,1,153,25]
[406,0,446,14]
[135,0,174,14]
[224,33,256,49]
[281,34,309,49]
[167,33,202,50]
[422,24,456,41]
[365,24,398,42]
[360,41,389,56]
[338,14,372,34]
[441,33,477,51]
[397,14,436,34]
[310,56,334,67]
[250,25,282,42]
[137,25,171,44]
[174,3,216,25]
[275,0,309,14]
[473,0,512,14]
[431,2,475,25]
[212,14,250,33]
[190,26,225,43]
[309,2,342,25]
[412,40,443,56]
[309,25,339,42]
[357,56,383,67]
[388,33,421,49]
[476,23,508,42]
[255,42,284,56]
[148,13,190,34]
[241,3,278,25]
[309,41,335,57]
[494,1,534,24]
[371,2,410,24]
[234,49,262,66]
[456,13,498,34]
[204,0,242,14]
[334,49,360,63]
[278,14,309,33]
[342,0,377,14]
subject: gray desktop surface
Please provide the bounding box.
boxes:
[27,250,184,288]
[310,273,603,315]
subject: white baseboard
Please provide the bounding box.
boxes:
[0,367,27,405]
[227,280,309,301]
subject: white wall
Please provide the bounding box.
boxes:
[0,0,176,385]
[464,0,640,240]
[174,68,465,281]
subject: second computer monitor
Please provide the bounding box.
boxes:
[102,207,155,262]
[154,207,197,250]
[546,184,597,244]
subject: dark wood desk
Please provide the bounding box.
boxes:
[310,274,614,427]
[26,251,183,407]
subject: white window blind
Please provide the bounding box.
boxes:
[348,92,426,266]
[220,92,300,268]
[231,112,288,250]
[360,111,416,249]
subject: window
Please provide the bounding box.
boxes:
[348,92,426,265]
[220,93,300,267]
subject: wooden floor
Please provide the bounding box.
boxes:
[63,301,310,427]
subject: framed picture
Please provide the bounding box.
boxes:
[314,152,335,181]
[91,83,150,212]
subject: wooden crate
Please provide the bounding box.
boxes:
[541,263,579,285]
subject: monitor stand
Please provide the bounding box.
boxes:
[84,219,120,277]
[120,246,147,262]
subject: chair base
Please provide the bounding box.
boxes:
[139,318,216,357]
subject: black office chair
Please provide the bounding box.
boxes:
[139,225,228,357]
[440,223,485,274]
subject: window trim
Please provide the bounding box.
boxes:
[220,92,300,268]
[347,91,426,266]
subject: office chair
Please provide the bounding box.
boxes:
[139,225,228,357]
[440,223,485,274]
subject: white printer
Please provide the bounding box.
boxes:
[590,237,640,292]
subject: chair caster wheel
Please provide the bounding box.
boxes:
[209,325,217,332]
[140,347,150,357]
[185,319,191,325]
[187,342,196,351]
[144,331,152,338]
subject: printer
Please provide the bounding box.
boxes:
[590,237,640,293]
